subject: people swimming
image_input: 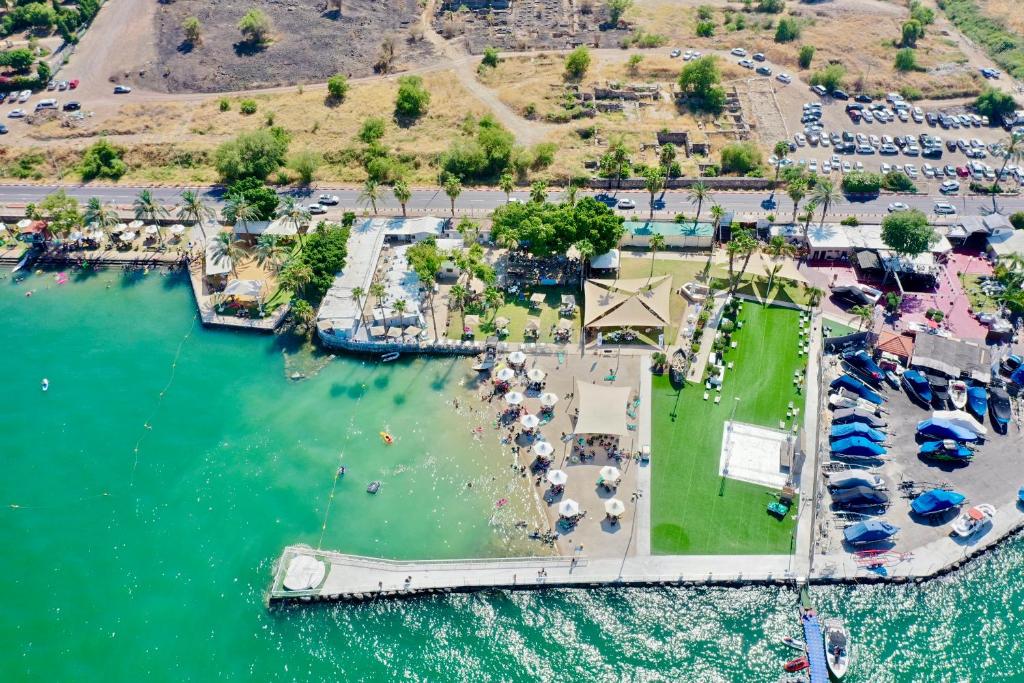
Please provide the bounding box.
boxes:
[336,466,346,478]
[380,432,394,445]
[41,378,49,392]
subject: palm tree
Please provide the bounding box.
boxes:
[764,235,797,261]
[709,203,725,247]
[279,262,312,295]
[84,197,119,240]
[644,168,665,220]
[392,299,407,338]
[499,172,515,203]
[574,239,595,289]
[993,131,1024,211]
[610,140,629,188]
[351,285,368,331]
[223,195,257,235]
[133,189,169,224]
[802,200,818,237]
[659,143,677,176]
[565,182,578,207]
[256,234,287,272]
[772,140,789,185]
[209,230,244,276]
[443,175,462,216]
[648,233,665,280]
[804,285,824,308]
[392,179,411,217]
[176,190,214,238]
[360,179,381,215]
[729,229,758,293]
[449,283,467,310]
[599,153,616,190]
[369,281,387,329]
[688,181,709,230]
[811,178,842,226]
[277,196,311,236]
[787,179,806,225]
[483,286,503,319]
[765,262,784,300]
[850,304,875,331]
[529,180,548,203]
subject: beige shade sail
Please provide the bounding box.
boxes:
[574,381,631,436]
[584,277,671,329]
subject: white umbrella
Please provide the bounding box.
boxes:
[495,367,515,382]
[128,220,144,229]
[599,465,621,482]
[546,469,568,486]
[526,367,546,382]
[508,351,527,365]
[121,231,137,241]
[539,392,559,407]
[520,414,540,429]
[169,224,186,235]
[604,498,626,517]
[558,499,580,518]
[533,441,554,458]
[144,225,159,235]
[110,223,127,233]
[504,391,525,406]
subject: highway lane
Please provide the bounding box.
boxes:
[0,183,1021,220]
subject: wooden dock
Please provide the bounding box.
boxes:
[267,545,801,603]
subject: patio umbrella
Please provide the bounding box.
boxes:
[169,224,186,235]
[604,498,626,517]
[557,318,573,330]
[530,293,546,305]
[144,225,159,235]
[533,441,554,458]
[504,391,525,405]
[599,465,621,482]
[404,325,422,338]
[526,367,546,382]
[508,351,527,365]
[16,219,32,229]
[546,469,568,486]
[110,223,127,233]
[558,499,580,518]
[539,392,559,407]
[464,314,481,327]
[128,220,144,229]
[369,325,386,337]
[386,327,403,339]
[520,414,540,429]
[121,231,137,241]
[494,316,510,328]
[526,317,541,331]
[495,367,515,382]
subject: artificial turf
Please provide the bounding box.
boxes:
[651,302,806,555]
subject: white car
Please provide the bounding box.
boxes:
[318,194,340,205]
[17,90,31,103]
[795,133,807,147]
[905,164,918,178]
[933,202,957,215]
[808,160,818,172]
[683,50,694,61]
[881,163,892,174]
[307,204,327,215]
[7,109,26,118]
[887,202,909,212]
[940,180,960,193]
[842,161,852,173]
[617,198,636,210]
[777,73,792,84]
[855,161,864,171]
[822,161,832,173]
[862,110,874,123]
[731,47,747,57]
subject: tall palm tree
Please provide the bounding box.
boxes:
[176,190,214,239]
[392,179,411,217]
[765,262,784,300]
[811,178,842,226]
[644,168,665,220]
[483,286,503,320]
[787,179,806,225]
[209,230,244,276]
[993,131,1024,211]
[223,195,257,235]
[648,233,665,280]
[351,286,367,331]
[133,189,169,224]
[84,197,119,240]
[565,182,578,207]
[449,283,467,310]
[659,143,677,176]
[392,299,407,338]
[530,180,548,203]
[802,200,818,237]
[279,262,312,295]
[729,229,758,293]
[764,234,797,261]
[772,140,790,185]
[256,234,287,272]
[610,140,629,188]
[574,239,595,289]
[370,281,387,329]
[804,285,824,308]
[443,175,462,216]
[360,179,381,215]
[709,203,726,247]
[277,196,311,236]
[850,304,875,331]
[499,172,515,203]
[688,181,709,230]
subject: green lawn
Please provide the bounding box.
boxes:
[651,303,806,555]
[960,273,1000,315]
[448,285,581,343]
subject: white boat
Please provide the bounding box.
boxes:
[829,391,880,414]
[472,358,495,371]
[823,618,851,680]
[950,503,995,538]
[827,471,885,490]
[380,352,400,363]
[932,409,987,437]
[949,380,968,410]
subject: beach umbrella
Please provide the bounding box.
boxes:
[110,223,127,233]
[464,314,481,327]
[404,325,422,338]
[545,468,567,486]
[527,367,546,382]
[540,392,559,407]
[533,441,554,458]
[169,224,186,235]
[369,325,386,337]
[504,391,525,406]
[494,316,510,328]
[508,351,527,365]
[121,231,137,241]
[128,220,144,229]
[495,367,515,382]
[520,414,540,429]
[144,225,159,235]
[558,499,580,518]
[525,317,541,331]
[604,498,626,517]
[599,465,621,482]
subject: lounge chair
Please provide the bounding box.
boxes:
[714,395,721,404]
[704,392,709,400]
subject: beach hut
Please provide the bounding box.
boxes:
[533,441,555,458]
[604,498,626,518]
[546,469,567,486]
[558,499,580,518]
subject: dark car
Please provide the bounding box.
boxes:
[832,89,850,100]
[922,147,943,159]
[926,112,938,126]
[753,52,766,62]
[854,94,873,103]
[846,103,864,112]
[113,85,132,94]
[756,66,772,76]
[0,124,7,135]
[63,101,81,111]
[0,92,7,104]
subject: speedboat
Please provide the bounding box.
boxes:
[999,354,1022,376]
[779,635,806,651]
[927,374,950,408]
[823,618,851,680]
[932,409,987,437]
[830,374,884,404]
[831,436,887,458]
[918,439,973,462]
[831,407,886,428]
[381,352,401,363]
[901,370,933,406]
[366,481,382,494]
[950,503,995,537]
[989,386,1012,429]
[832,486,889,508]
[967,385,987,419]
[950,380,968,410]
[828,470,886,490]
[829,390,882,413]
[843,520,898,545]
[831,422,886,443]
[843,350,885,385]
[784,655,810,673]
[911,488,966,516]
[917,418,981,442]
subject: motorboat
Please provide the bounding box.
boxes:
[927,374,950,408]
[830,422,886,443]
[950,503,995,537]
[901,370,933,406]
[830,374,884,404]
[831,408,886,428]
[999,354,1022,376]
[783,655,810,673]
[1012,366,1024,386]
[843,520,898,545]
[831,283,881,306]
[910,488,966,516]
[843,350,885,385]
[916,418,981,443]
[918,440,974,461]
[832,486,889,508]
[932,409,987,437]
[831,436,887,458]
[950,380,968,410]
[381,352,401,363]
[967,385,987,419]
[829,390,882,414]
[989,386,1012,429]
[828,471,886,490]
[823,618,851,680]
[779,635,806,651]
[883,370,900,389]
[366,481,382,494]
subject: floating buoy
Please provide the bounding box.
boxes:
[41,378,49,392]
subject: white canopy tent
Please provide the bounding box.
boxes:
[573,381,631,436]
[223,279,266,299]
[205,241,232,276]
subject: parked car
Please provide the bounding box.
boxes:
[739,59,754,69]
[17,90,31,103]
[0,92,6,104]
[956,166,970,177]
[854,94,873,103]
[755,66,772,76]
[731,47,747,56]
[669,49,681,58]
[34,98,57,111]
[0,124,7,135]
[832,89,849,100]
[57,80,68,91]
[69,79,79,90]
[940,180,960,193]
[933,201,957,215]
[8,109,26,118]
[63,101,81,111]
[617,198,636,210]
[811,84,827,96]
[887,202,909,212]
[318,194,340,205]
[113,85,132,94]
[753,52,766,62]
[307,203,327,215]
[776,73,792,84]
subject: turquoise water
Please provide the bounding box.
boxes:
[2,269,1023,681]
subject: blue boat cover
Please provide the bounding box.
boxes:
[831,422,886,442]
[830,374,884,404]
[903,370,932,396]
[911,489,966,514]
[846,350,885,381]
[843,520,899,544]
[831,436,887,457]
[1011,366,1024,386]
[802,614,829,683]
[917,418,980,442]
[967,386,987,416]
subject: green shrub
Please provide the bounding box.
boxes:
[697,4,714,20]
[881,171,917,193]
[975,87,1018,121]
[564,46,591,78]
[797,45,815,69]
[358,116,386,144]
[214,128,290,181]
[327,74,349,101]
[695,20,715,37]
[678,56,726,112]
[239,99,258,115]
[79,139,127,181]
[894,48,919,72]
[809,64,846,93]
[1010,211,1024,229]
[938,0,1024,79]
[395,75,430,118]
[841,171,883,194]
[481,46,500,68]
[774,17,800,42]
[840,216,860,226]
[218,98,230,112]
[757,0,785,12]
[719,142,763,175]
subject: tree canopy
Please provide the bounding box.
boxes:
[490,197,625,257]
[214,128,290,181]
[79,139,127,181]
[975,88,1018,122]
[677,56,725,112]
[292,222,350,297]
[225,178,279,221]
[881,209,937,257]
[395,75,430,119]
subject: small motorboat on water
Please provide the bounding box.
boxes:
[336,466,346,478]
[823,618,851,680]
[967,386,988,419]
[381,352,401,363]
[950,504,995,537]
[380,431,395,445]
[783,655,809,673]
[950,380,968,410]
[918,439,974,462]
[366,481,381,494]
[41,378,49,392]
[779,635,805,651]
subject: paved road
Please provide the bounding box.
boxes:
[1,183,1022,221]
